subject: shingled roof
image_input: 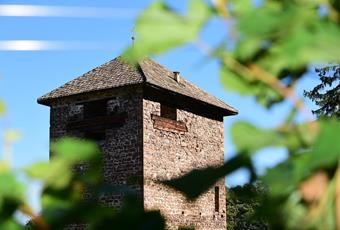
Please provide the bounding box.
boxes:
[38,57,237,114]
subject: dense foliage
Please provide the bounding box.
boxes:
[227,184,268,230]
[0,137,165,230]
[1,0,340,229]
[304,64,340,119]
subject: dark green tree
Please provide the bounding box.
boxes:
[227,183,268,230]
[304,64,340,119]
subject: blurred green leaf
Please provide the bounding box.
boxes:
[220,67,249,95]
[307,178,336,230]
[220,66,282,107]
[263,154,310,197]
[161,154,255,200]
[0,173,25,203]
[305,120,340,170]
[123,0,211,62]
[41,192,73,210]
[234,37,263,62]
[228,0,253,15]
[25,160,72,189]
[51,137,99,162]
[231,122,286,153]
[262,23,340,75]
[0,219,24,230]
[0,173,25,218]
[264,120,340,197]
[230,121,310,154]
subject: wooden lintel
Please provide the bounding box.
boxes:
[151,115,188,134]
[67,112,127,132]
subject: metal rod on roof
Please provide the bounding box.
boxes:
[131,26,135,47]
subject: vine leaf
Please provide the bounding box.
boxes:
[161,154,255,200]
[123,0,211,63]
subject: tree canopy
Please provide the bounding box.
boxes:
[304,64,340,119]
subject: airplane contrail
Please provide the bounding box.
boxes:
[0,4,139,18]
[0,40,124,51]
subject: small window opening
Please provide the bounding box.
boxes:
[84,99,107,118]
[160,104,177,120]
[215,186,219,212]
[69,104,83,121]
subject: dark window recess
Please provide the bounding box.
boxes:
[69,113,81,122]
[215,186,219,212]
[84,99,107,118]
[160,104,177,120]
[84,131,106,142]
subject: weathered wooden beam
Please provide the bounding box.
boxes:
[151,114,187,134]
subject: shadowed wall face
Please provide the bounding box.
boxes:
[143,98,226,230]
[49,87,144,207]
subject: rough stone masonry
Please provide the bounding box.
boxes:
[38,57,238,229]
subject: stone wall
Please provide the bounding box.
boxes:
[49,87,144,208]
[100,89,143,207]
[143,99,226,230]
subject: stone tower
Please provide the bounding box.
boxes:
[38,57,237,230]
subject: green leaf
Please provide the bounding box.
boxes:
[220,67,250,95]
[51,137,99,162]
[25,138,99,189]
[260,22,340,75]
[231,122,286,153]
[0,173,25,202]
[230,121,316,154]
[41,192,73,210]
[306,120,340,170]
[219,66,282,107]
[25,160,72,189]
[228,0,253,15]
[262,154,310,197]
[0,219,24,230]
[234,37,263,62]
[161,154,255,200]
[123,0,211,62]
[263,120,340,197]
[0,173,25,216]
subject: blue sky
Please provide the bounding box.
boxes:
[0,0,319,190]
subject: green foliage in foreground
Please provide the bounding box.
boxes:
[1,138,165,230]
[122,0,340,229]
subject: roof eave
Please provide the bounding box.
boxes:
[145,82,238,117]
[37,97,51,106]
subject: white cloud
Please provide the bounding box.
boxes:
[0,4,138,18]
[0,40,123,51]
[0,40,58,51]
